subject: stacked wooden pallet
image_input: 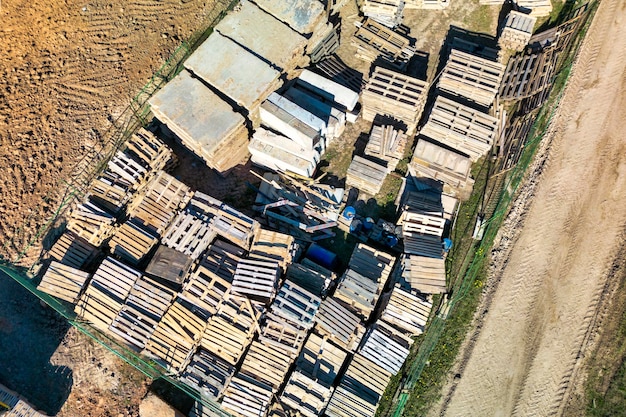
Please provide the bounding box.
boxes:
[37,261,91,303]
[409,137,475,197]
[249,229,296,272]
[314,55,365,93]
[106,150,147,191]
[381,283,433,334]
[361,0,404,28]
[109,220,158,266]
[179,263,232,318]
[403,233,443,258]
[345,156,388,196]
[47,231,97,269]
[201,294,261,365]
[517,0,552,17]
[109,276,174,350]
[238,339,294,391]
[161,195,217,260]
[348,244,395,287]
[398,190,447,258]
[127,170,191,235]
[499,11,537,51]
[179,348,235,400]
[358,322,411,374]
[400,210,446,237]
[125,128,176,173]
[315,296,365,352]
[364,124,409,171]
[231,258,281,302]
[296,332,349,387]
[325,353,392,417]
[88,172,132,214]
[200,239,246,283]
[438,49,505,108]
[400,254,447,294]
[361,66,429,132]
[149,71,250,174]
[66,201,115,246]
[280,371,333,417]
[75,257,141,332]
[285,262,333,296]
[201,194,259,250]
[222,374,273,417]
[259,312,308,355]
[334,269,381,321]
[0,383,45,417]
[420,95,498,161]
[351,19,416,70]
[144,297,207,372]
[271,281,321,329]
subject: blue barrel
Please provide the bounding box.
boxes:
[443,238,453,252]
[385,235,399,247]
[363,217,375,230]
[342,206,356,220]
[305,244,338,270]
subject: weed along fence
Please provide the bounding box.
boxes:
[0,1,597,417]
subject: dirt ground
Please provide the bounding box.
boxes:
[431,0,626,415]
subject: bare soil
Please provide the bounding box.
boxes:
[431,0,626,415]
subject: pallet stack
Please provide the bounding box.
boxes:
[109,276,174,350]
[88,172,133,215]
[358,321,412,374]
[180,349,236,400]
[127,170,191,236]
[349,243,396,285]
[419,95,499,161]
[231,258,281,303]
[285,262,334,296]
[66,201,115,247]
[315,296,365,352]
[109,220,158,266]
[47,231,97,269]
[106,151,147,191]
[499,11,537,51]
[361,66,429,133]
[280,371,334,417]
[37,261,91,304]
[351,19,416,70]
[437,49,505,108]
[238,339,295,391]
[409,138,475,197]
[365,124,409,172]
[75,257,142,332]
[200,239,246,283]
[296,332,349,386]
[270,281,321,329]
[399,254,447,294]
[179,263,233,318]
[361,0,404,28]
[259,312,309,355]
[380,283,433,335]
[325,353,392,417]
[345,155,388,196]
[249,230,296,272]
[199,194,259,250]
[222,374,274,417]
[124,128,176,173]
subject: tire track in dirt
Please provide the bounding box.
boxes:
[434,1,626,415]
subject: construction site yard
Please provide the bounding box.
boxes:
[2,0,626,416]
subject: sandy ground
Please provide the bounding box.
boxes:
[432,0,626,415]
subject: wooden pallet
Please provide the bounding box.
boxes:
[180,263,232,317]
[345,156,388,196]
[313,55,365,93]
[109,305,160,350]
[200,194,259,250]
[201,294,261,365]
[88,172,132,214]
[361,67,429,132]
[315,297,365,352]
[37,261,91,304]
[48,231,97,269]
[403,233,443,258]
[348,243,395,287]
[285,262,332,296]
[125,275,175,321]
[222,374,273,417]
[361,0,404,28]
[438,49,505,107]
[280,371,333,417]
[231,258,281,302]
[326,353,392,417]
[381,282,434,334]
[161,210,216,260]
[179,348,235,400]
[351,19,415,70]
[200,239,246,283]
[419,95,498,161]
[239,339,294,391]
[66,201,115,246]
[499,11,536,51]
[400,254,446,295]
[334,269,381,321]
[75,284,124,332]
[358,323,411,374]
[270,281,321,329]
[127,170,191,235]
[109,220,158,266]
[91,257,142,302]
[296,333,349,387]
[364,124,408,171]
[409,137,475,196]
[400,211,446,237]
[259,312,308,354]
[106,150,148,190]
[249,229,295,272]
[125,128,176,173]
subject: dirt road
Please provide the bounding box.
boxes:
[432,0,626,415]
